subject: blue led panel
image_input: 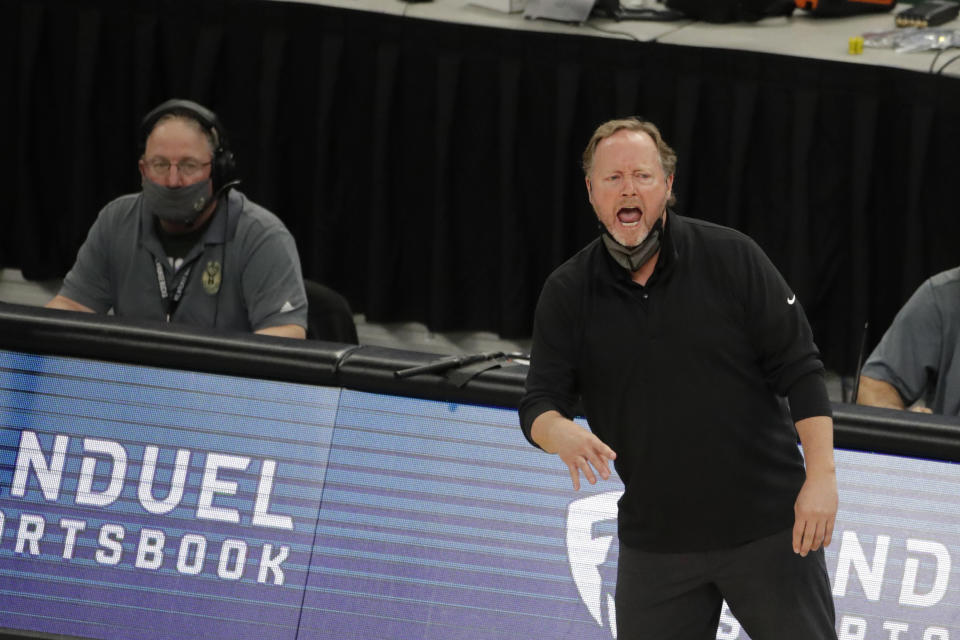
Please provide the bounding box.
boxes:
[0,350,339,640]
[0,349,958,639]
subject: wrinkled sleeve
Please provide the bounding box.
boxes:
[742,238,827,411]
[786,370,832,422]
[861,279,940,406]
[518,272,581,448]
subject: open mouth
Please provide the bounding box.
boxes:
[617,207,642,226]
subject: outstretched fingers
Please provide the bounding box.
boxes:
[564,439,616,490]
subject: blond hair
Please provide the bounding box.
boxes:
[582,118,677,178]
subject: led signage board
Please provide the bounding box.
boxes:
[0,349,957,639]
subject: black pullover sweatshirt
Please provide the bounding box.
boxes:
[519,213,831,552]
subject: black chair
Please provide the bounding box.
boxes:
[303,279,358,344]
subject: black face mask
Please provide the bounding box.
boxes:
[141,177,213,225]
[600,217,663,272]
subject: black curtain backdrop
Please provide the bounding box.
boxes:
[4,0,960,376]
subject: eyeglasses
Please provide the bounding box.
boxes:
[143,157,212,178]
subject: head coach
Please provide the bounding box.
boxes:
[518,118,839,639]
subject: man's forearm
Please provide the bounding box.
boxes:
[793,414,838,555]
[255,324,306,339]
[530,410,570,454]
[45,295,95,313]
[857,375,905,410]
[795,415,835,474]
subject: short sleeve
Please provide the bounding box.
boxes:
[861,280,941,406]
[58,206,117,313]
[239,225,308,331]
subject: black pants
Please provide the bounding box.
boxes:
[615,528,837,640]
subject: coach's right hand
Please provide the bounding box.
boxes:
[531,411,617,490]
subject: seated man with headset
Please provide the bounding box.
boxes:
[47,99,307,339]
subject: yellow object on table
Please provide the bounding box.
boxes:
[848,35,865,55]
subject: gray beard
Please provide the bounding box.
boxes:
[600,219,662,272]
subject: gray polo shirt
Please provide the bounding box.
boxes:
[862,266,960,416]
[59,189,307,333]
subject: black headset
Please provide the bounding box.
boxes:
[140,98,237,192]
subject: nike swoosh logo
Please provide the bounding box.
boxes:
[787,295,796,305]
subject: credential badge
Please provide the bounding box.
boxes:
[202,261,222,295]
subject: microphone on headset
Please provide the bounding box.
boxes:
[213,179,242,198]
[850,321,869,403]
[176,179,243,228]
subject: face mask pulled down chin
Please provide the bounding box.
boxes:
[600,217,663,272]
[141,177,212,224]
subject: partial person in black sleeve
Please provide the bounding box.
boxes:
[518,118,839,640]
[46,99,307,339]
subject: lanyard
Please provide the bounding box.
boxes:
[154,259,194,322]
